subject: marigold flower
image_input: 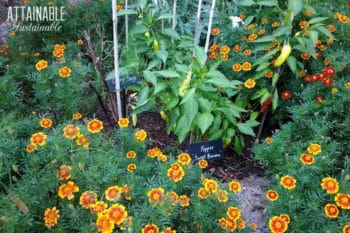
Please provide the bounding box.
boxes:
[91,201,108,214]
[54,44,66,50]
[244,78,256,89]
[233,44,242,53]
[266,190,278,201]
[216,189,229,202]
[209,51,218,59]
[265,137,273,144]
[307,143,322,155]
[324,203,339,218]
[211,28,220,35]
[198,187,210,199]
[76,134,89,148]
[147,187,164,205]
[26,143,37,153]
[142,224,159,233]
[250,223,257,231]
[220,45,230,54]
[35,60,48,71]
[44,207,60,228]
[72,112,82,120]
[280,175,296,189]
[219,217,228,229]
[300,153,314,165]
[63,125,80,139]
[116,4,123,11]
[279,214,290,224]
[147,147,160,158]
[316,96,324,104]
[57,165,72,180]
[77,39,84,45]
[58,66,72,78]
[30,132,47,146]
[126,150,137,159]
[281,91,292,100]
[238,218,246,229]
[243,49,252,56]
[228,180,241,192]
[258,29,266,35]
[179,195,190,207]
[198,159,208,169]
[107,203,128,225]
[79,191,97,209]
[232,63,242,72]
[269,216,288,233]
[134,129,147,142]
[227,218,237,232]
[117,118,129,128]
[96,214,114,233]
[177,152,191,165]
[23,0,30,4]
[343,225,350,233]
[204,178,218,193]
[167,162,185,182]
[345,81,350,88]
[40,118,53,128]
[246,24,255,30]
[167,191,179,204]
[271,21,280,27]
[87,119,103,134]
[227,206,241,221]
[327,24,337,32]
[304,9,313,17]
[300,53,311,60]
[299,20,309,29]
[210,44,220,52]
[335,193,350,209]
[161,227,176,233]
[105,186,122,202]
[242,61,252,71]
[331,87,338,94]
[127,163,137,172]
[248,33,258,41]
[52,49,64,58]
[58,181,79,200]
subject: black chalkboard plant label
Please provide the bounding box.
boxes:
[188,139,224,163]
[105,70,139,91]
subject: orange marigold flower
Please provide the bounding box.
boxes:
[326,37,334,44]
[96,213,114,233]
[269,216,288,233]
[221,54,229,61]
[126,150,137,159]
[265,70,273,79]
[44,207,60,228]
[63,125,80,139]
[239,14,245,20]
[107,203,127,225]
[226,206,241,221]
[233,44,242,53]
[147,187,164,205]
[327,24,336,32]
[58,181,79,200]
[204,178,218,193]
[250,223,257,231]
[324,203,339,218]
[87,119,103,134]
[299,20,309,29]
[198,159,208,169]
[179,194,190,207]
[220,45,230,54]
[198,187,210,199]
[280,175,296,189]
[243,49,252,56]
[162,227,176,233]
[279,214,290,224]
[105,186,122,202]
[211,28,220,35]
[35,59,48,71]
[57,165,72,180]
[265,137,273,144]
[167,162,185,182]
[77,39,84,45]
[258,29,266,35]
[209,51,218,59]
[300,153,314,165]
[30,132,47,146]
[335,193,350,209]
[147,147,161,158]
[232,63,242,72]
[58,66,72,78]
[134,129,147,142]
[23,0,30,4]
[343,225,350,233]
[26,143,37,153]
[40,118,53,128]
[54,44,66,50]
[344,81,350,88]
[261,18,269,24]
[331,87,338,94]
[52,49,64,58]
[316,96,324,104]
[210,44,220,52]
[228,180,241,193]
[117,118,129,128]
[304,9,313,17]
[177,152,191,165]
[167,191,179,204]
[244,78,256,89]
[227,218,237,232]
[219,217,228,229]
[281,91,292,100]
[127,163,137,172]
[307,143,322,155]
[79,191,97,209]
[301,53,311,60]
[242,61,252,71]
[216,189,229,202]
[116,4,123,11]
[91,201,108,215]
[76,134,89,148]
[48,1,54,6]
[246,24,255,30]
[271,21,280,27]
[266,190,279,201]
[72,112,82,120]
[142,224,159,233]
[248,33,258,41]
[321,177,339,194]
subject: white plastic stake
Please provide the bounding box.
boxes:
[193,0,203,55]
[204,0,216,53]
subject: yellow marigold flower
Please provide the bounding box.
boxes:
[105,186,122,202]
[58,66,72,78]
[177,152,191,165]
[324,203,339,218]
[269,216,288,233]
[228,180,241,192]
[248,33,258,41]
[117,118,129,128]
[25,143,37,153]
[40,118,53,128]
[221,54,229,61]
[232,63,242,72]
[72,112,82,120]
[179,194,190,207]
[142,224,159,233]
[216,189,228,202]
[300,153,315,165]
[331,88,338,94]
[56,165,72,180]
[246,24,255,30]
[52,49,64,58]
[198,159,208,169]
[79,191,97,209]
[226,206,241,221]
[96,213,115,233]
[44,207,60,228]
[250,223,257,231]
[280,175,296,190]
[77,39,84,45]
[91,201,108,215]
[219,217,228,230]
[343,225,350,233]
[307,143,322,155]
[233,44,242,53]
[127,163,136,172]
[242,61,252,71]
[244,78,256,89]
[261,18,269,24]
[271,21,280,27]
[167,162,185,182]
[147,188,164,205]
[87,119,103,134]
[58,181,79,200]
[304,9,313,17]
[266,190,278,201]
[107,203,128,225]
[243,49,252,56]
[265,137,273,144]
[344,81,350,88]
[204,178,218,193]
[220,45,230,54]
[321,177,339,194]
[279,214,290,224]
[76,134,89,148]
[335,193,350,209]
[134,129,147,142]
[327,24,336,32]
[63,125,80,139]
[35,60,48,71]
[30,132,47,146]
[198,187,210,199]
[126,150,137,159]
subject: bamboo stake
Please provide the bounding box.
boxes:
[112,0,123,119]
[172,0,177,30]
[193,0,203,55]
[125,0,129,45]
[204,0,216,53]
